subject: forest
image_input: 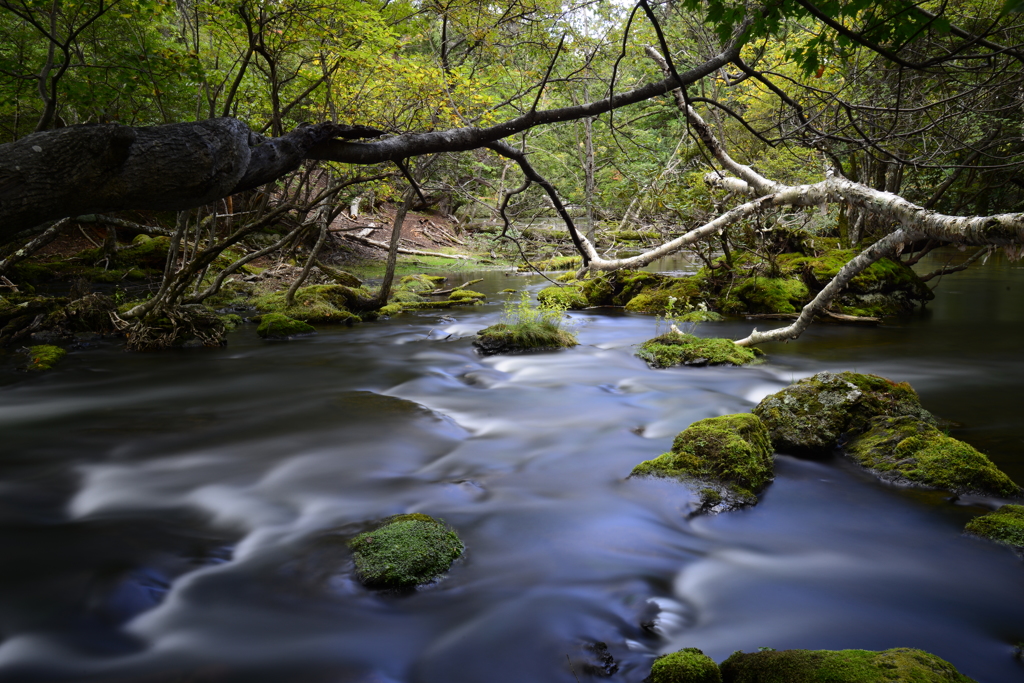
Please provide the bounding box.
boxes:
[1,1,1024,682]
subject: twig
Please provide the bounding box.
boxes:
[566,654,580,683]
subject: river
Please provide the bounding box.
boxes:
[0,249,1022,682]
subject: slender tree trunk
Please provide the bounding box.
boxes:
[376,190,415,307]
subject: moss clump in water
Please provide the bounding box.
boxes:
[475,293,577,355]
[965,505,1024,551]
[636,333,762,368]
[720,647,976,683]
[448,289,486,301]
[649,648,722,683]
[752,371,932,456]
[349,513,463,589]
[630,413,774,511]
[846,416,1021,497]
[253,285,364,324]
[23,344,66,371]
[519,255,582,271]
[257,313,316,338]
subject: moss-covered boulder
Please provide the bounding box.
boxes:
[846,416,1021,497]
[636,333,763,368]
[348,513,463,589]
[474,321,577,355]
[397,274,446,293]
[253,285,364,324]
[649,648,722,683]
[630,414,774,512]
[965,505,1024,551]
[720,647,976,683]
[448,289,486,302]
[257,313,316,339]
[519,255,582,272]
[752,372,932,456]
[536,284,588,309]
[23,344,66,371]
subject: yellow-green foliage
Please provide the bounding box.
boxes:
[537,284,588,309]
[753,371,932,456]
[631,413,774,510]
[520,255,582,271]
[650,648,722,683]
[253,285,363,324]
[848,416,1021,497]
[448,289,486,301]
[965,505,1024,550]
[349,513,463,589]
[720,647,976,683]
[24,345,66,371]
[636,333,763,368]
[257,313,315,338]
[475,293,577,355]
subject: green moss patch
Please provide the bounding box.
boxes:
[965,505,1024,550]
[733,277,809,314]
[253,285,364,324]
[520,255,582,271]
[537,284,588,309]
[349,513,463,589]
[753,371,932,456]
[448,289,486,301]
[636,333,763,368]
[846,416,1021,497]
[23,344,66,371]
[474,321,577,355]
[720,647,976,683]
[257,313,316,339]
[650,648,722,683]
[630,413,774,512]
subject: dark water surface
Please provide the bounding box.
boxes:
[1,250,1023,682]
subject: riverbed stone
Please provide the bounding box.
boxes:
[846,416,1021,497]
[636,333,763,368]
[23,344,66,371]
[649,648,721,683]
[474,321,577,355]
[719,647,976,682]
[630,413,774,512]
[752,371,932,456]
[256,312,316,338]
[348,513,463,589]
[965,505,1024,552]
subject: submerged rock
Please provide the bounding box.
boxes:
[720,647,976,683]
[630,414,774,512]
[846,416,1021,497]
[752,371,932,456]
[648,648,721,683]
[636,333,763,368]
[348,513,463,589]
[256,313,316,339]
[965,505,1024,552]
[23,344,66,371]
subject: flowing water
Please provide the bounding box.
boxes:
[1,250,1023,682]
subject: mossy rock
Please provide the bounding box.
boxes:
[379,303,404,317]
[733,277,809,315]
[448,289,486,301]
[349,513,463,589]
[23,344,66,371]
[846,416,1021,497]
[752,372,932,457]
[474,321,577,356]
[964,504,1024,551]
[720,647,976,683]
[520,255,582,271]
[257,313,316,339]
[398,274,446,293]
[253,285,364,324]
[650,648,722,683]
[636,333,763,368]
[630,413,774,512]
[537,285,588,310]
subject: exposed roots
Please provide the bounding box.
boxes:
[125,304,226,351]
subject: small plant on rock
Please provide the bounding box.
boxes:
[474,292,578,355]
